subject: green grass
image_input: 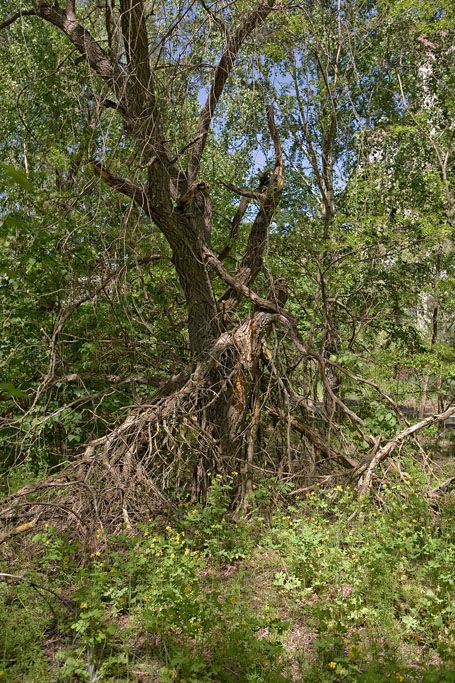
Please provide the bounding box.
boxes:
[1,477,454,682]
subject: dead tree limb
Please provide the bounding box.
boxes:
[358,406,455,493]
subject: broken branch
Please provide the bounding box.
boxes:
[358,406,455,493]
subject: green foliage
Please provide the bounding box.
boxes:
[177,475,254,562]
[260,484,455,680]
[1,480,454,681]
[0,582,54,683]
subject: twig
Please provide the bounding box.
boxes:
[427,476,455,498]
[0,572,74,609]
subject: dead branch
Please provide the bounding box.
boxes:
[270,409,359,469]
[0,572,74,608]
[204,247,376,445]
[427,476,455,498]
[358,406,455,493]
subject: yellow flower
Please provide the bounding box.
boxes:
[336,485,343,492]
[184,548,190,555]
[328,661,337,669]
[165,525,172,531]
[94,550,101,557]
[80,602,88,609]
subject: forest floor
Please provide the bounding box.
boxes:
[1,454,455,683]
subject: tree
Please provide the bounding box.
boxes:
[0,0,453,533]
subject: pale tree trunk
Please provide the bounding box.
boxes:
[419,257,440,418]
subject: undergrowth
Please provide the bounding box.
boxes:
[1,474,454,682]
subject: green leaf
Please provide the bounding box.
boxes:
[1,164,34,192]
[0,381,27,398]
[1,213,30,233]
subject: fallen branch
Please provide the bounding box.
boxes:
[427,476,455,498]
[357,406,455,493]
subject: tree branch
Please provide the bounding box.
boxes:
[203,246,280,312]
[357,406,455,493]
[0,9,37,30]
[188,0,276,180]
[199,0,226,29]
[222,182,267,201]
[220,105,284,313]
[92,160,149,210]
[35,4,122,86]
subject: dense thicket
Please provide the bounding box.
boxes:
[0,0,453,522]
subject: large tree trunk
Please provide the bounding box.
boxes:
[165,214,219,357]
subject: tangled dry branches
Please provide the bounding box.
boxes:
[1,308,452,544]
